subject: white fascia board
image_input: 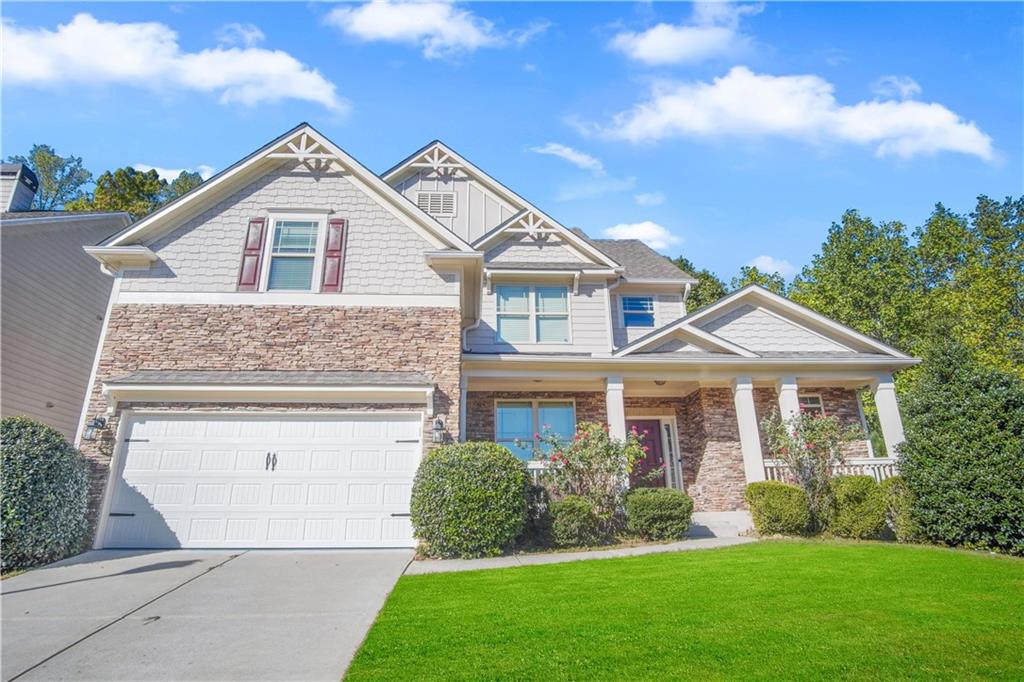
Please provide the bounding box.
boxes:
[114,291,461,307]
[613,321,756,358]
[84,245,157,274]
[461,353,920,369]
[101,383,435,416]
[2,212,131,227]
[621,277,699,286]
[686,285,912,359]
[472,209,620,269]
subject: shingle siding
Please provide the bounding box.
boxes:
[485,235,586,264]
[698,304,851,353]
[121,163,455,296]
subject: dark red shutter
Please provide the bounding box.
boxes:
[236,218,267,291]
[321,218,348,293]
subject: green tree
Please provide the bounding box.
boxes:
[790,210,919,350]
[5,144,92,210]
[65,167,167,218]
[672,256,728,310]
[164,170,203,202]
[730,265,788,296]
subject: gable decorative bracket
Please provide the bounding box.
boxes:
[407,146,465,179]
[267,131,344,173]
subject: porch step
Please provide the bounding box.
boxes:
[689,512,754,538]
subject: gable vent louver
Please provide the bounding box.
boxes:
[417,191,456,218]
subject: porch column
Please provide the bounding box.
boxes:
[872,374,906,456]
[776,376,801,425]
[606,375,626,441]
[732,377,766,483]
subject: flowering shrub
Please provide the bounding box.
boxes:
[761,409,861,530]
[531,422,645,536]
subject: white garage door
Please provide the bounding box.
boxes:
[101,412,422,549]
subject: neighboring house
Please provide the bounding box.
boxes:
[1,163,132,439]
[79,123,916,550]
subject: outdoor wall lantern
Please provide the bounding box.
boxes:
[82,416,107,441]
[431,416,446,444]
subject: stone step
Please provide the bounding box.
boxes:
[689,511,754,538]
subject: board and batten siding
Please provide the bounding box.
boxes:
[391,169,518,244]
[1,218,123,438]
[465,282,610,354]
[611,292,685,347]
[120,162,456,297]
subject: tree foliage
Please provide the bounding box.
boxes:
[65,167,167,218]
[166,170,204,202]
[730,265,788,296]
[6,144,92,210]
[672,256,728,310]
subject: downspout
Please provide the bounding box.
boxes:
[604,276,624,354]
[459,263,485,441]
[682,282,692,315]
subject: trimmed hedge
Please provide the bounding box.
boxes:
[626,488,694,541]
[410,442,527,558]
[550,495,604,547]
[744,481,810,536]
[881,476,918,544]
[826,475,887,539]
[1,417,90,571]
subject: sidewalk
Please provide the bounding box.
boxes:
[405,536,757,575]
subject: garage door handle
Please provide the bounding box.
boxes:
[395,439,419,443]
[271,453,278,471]
[265,452,271,470]
[391,513,411,517]
[109,512,135,517]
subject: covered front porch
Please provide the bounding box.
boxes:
[460,362,907,513]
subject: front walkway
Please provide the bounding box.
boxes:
[1,549,412,681]
[405,536,757,575]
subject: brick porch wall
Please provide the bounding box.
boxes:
[78,304,462,538]
[464,391,606,441]
[752,386,871,459]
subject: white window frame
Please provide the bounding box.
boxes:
[494,284,573,344]
[259,212,330,293]
[494,398,577,458]
[621,295,656,329]
[798,393,826,416]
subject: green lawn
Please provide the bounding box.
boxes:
[347,540,1024,681]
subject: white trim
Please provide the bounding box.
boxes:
[797,392,826,416]
[615,323,757,358]
[854,390,876,458]
[92,407,133,549]
[113,291,461,307]
[2,211,131,227]
[84,245,158,274]
[75,275,121,446]
[463,353,918,371]
[620,294,657,331]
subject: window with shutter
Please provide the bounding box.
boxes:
[236,218,266,291]
[416,191,456,218]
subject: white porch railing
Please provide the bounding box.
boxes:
[763,457,899,483]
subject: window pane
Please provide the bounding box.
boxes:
[623,296,654,313]
[536,315,569,343]
[624,312,655,328]
[497,315,530,343]
[267,256,314,290]
[496,402,533,440]
[538,402,575,439]
[273,221,318,254]
[798,396,825,415]
[496,286,529,313]
[535,287,568,313]
[498,440,535,462]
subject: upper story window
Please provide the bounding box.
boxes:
[622,296,655,328]
[417,191,456,218]
[798,394,825,416]
[266,219,320,291]
[496,285,570,344]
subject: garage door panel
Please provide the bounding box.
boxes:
[103,413,422,549]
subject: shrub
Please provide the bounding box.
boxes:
[625,488,694,541]
[881,476,918,543]
[550,495,605,547]
[410,442,527,558]
[518,483,553,548]
[826,476,887,539]
[1,417,90,571]
[899,341,1024,555]
[744,481,811,536]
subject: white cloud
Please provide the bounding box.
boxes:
[609,2,762,66]
[872,75,922,100]
[602,221,681,250]
[556,176,636,202]
[134,163,216,182]
[602,66,993,161]
[215,23,265,48]
[325,1,545,59]
[529,143,605,176]
[2,13,345,112]
[634,192,666,206]
[747,255,796,277]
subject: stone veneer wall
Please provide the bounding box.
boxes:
[464,391,606,442]
[78,304,462,536]
[752,386,871,459]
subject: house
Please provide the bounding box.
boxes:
[1,163,132,439]
[79,123,915,550]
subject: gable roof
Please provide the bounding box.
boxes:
[99,123,474,253]
[589,238,695,283]
[617,284,913,359]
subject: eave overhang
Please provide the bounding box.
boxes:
[84,245,158,275]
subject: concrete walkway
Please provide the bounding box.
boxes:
[405,536,756,575]
[1,549,412,681]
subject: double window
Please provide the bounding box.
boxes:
[495,400,576,461]
[622,296,655,328]
[496,285,570,344]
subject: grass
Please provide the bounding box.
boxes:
[347,540,1024,681]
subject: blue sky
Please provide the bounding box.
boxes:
[3,2,1021,280]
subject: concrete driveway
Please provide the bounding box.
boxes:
[1,549,413,681]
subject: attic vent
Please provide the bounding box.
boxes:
[417,191,456,218]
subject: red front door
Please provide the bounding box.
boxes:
[627,419,666,487]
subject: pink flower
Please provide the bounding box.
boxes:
[534,433,540,440]
[642,445,650,453]
[643,429,649,436]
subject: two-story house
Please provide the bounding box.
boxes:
[80,123,916,549]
